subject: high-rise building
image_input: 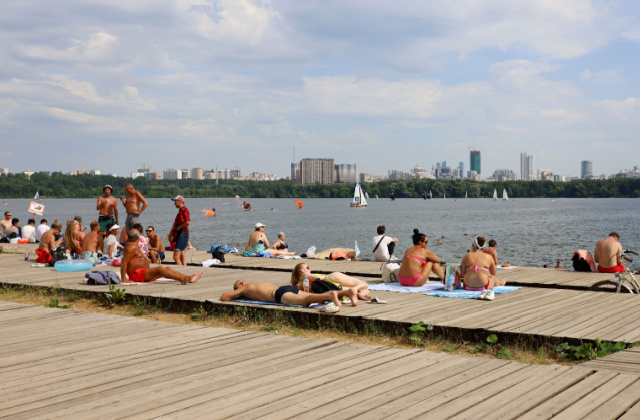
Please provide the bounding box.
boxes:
[458,162,464,175]
[291,162,300,182]
[163,169,182,180]
[581,161,593,179]
[300,158,335,184]
[190,168,204,180]
[335,163,357,183]
[520,153,535,181]
[469,150,481,175]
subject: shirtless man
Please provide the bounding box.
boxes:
[594,232,624,273]
[121,229,202,284]
[81,221,104,263]
[120,183,148,243]
[146,226,165,264]
[36,221,63,263]
[0,211,12,235]
[97,184,118,233]
[220,280,350,308]
[483,239,499,265]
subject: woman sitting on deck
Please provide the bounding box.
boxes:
[397,229,444,287]
[459,236,506,291]
[64,220,82,258]
[291,262,371,303]
[246,223,295,256]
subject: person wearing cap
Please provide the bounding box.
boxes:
[120,182,148,243]
[247,223,295,256]
[97,184,118,233]
[104,223,123,258]
[169,195,190,265]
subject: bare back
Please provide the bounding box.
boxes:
[82,231,103,253]
[39,230,59,252]
[461,251,496,288]
[594,237,622,268]
[398,245,430,276]
[483,247,498,265]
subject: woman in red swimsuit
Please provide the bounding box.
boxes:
[397,229,445,287]
[460,236,506,290]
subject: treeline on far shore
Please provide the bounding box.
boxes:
[1,172,640,199]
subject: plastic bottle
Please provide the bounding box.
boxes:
[303,276,310,292]
[25,252,29,261]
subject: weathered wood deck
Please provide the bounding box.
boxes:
[2,251,640,347]
[3,301,640,419]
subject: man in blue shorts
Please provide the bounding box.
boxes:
[169,195,190,266]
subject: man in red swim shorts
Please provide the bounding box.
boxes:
[121,229,203,284]
[594,232,625,273]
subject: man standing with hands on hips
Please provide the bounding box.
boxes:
[169,196,190,266]
[120,183,148,243]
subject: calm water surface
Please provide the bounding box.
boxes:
[4,197,639,270]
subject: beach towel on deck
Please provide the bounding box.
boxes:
[243,250,273,257]
[227,299,328,309]
[425,286,520,299]
[368,281,444,293]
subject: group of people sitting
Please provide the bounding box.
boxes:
[244,223,296,256]
[395,228,506,291]
[35,216,166,266]
[571,232,633,273]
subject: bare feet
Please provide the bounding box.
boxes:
[180,271,203,284]
[358,292,372,302]
[348,287,358,306]
[329,290,342,307]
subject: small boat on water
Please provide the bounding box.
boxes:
[350,182,368,207]
[465,191,468,199]
[428,190,433,200]
[295,200,305,210]
[364,191,369,200]
[444,191,446,200]
[493,189,498,201]
[375,194,379,199]
[422,191,427,200]
[502,189,509,201]
[389,190,395,201]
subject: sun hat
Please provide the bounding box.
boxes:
[255,223,266,228]
[103,184,112,192]
[109,224,120,231]
[277,232,284,237]
[171,195,185,203]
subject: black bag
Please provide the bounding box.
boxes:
[311,280,342,294]
[211,248,225,263]
[49,248,67,267]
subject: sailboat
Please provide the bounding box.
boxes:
[34,191,40,200]
[422,191,427,200]
[428,190,433,200]
[493,189,498,201]
[350,182,367,207]
[502,189,509,201]
[389,190,395,201]
[443,191,446,200]
[465,191,468,199]
[364,191,369,200]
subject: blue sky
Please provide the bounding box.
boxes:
[1,0,639,178]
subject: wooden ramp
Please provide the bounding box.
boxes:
[3,301,640,419]
[4,252,640,346]
[582,347,640,375]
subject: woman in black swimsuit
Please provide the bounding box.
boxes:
[273,232,289,251]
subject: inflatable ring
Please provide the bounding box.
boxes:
[54,259,94,272]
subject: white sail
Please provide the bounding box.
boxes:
[429,190,433,199]
[350,182,367,207]
[34,190,39,200]
[364,191,369,199]
[493,189,498,200]
[465,191,468,199]
[502,189,509,201]
[444,191,446,200]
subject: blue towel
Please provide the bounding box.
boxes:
[231,299,327,308]
[424,286,520,299]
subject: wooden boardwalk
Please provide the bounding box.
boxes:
[3,301,640,419]
[3,252,640,347]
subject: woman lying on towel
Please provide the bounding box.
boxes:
[397,229,445,287]
[459,236,506,291]
[291,262,371,303]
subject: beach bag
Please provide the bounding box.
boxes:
[311,280,342,294]
[210,248,226,263]
[381,263,400,283]
[48,248,67,267]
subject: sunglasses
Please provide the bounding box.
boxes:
[146,230,153,233]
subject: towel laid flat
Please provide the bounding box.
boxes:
[368,281,444,293]
[425,286,520,299]
[228,299,328,308]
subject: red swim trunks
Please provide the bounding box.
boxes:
[35,249,52,263]
[128,268,149,282]
[597,264,625,273]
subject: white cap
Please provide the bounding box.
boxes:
[255,223,266,228]
[109,224,120,231]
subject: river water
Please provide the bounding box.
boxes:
[4,197,639,270]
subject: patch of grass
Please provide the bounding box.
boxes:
[131,296,149,317]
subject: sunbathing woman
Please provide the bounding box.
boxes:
[397,229,444,287]
[291,262,371,305]
[64,220,83,258]
[459,236,506,290]
[246,223,295,256]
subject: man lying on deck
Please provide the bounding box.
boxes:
[220,280,357,307]
[121,229,202,284]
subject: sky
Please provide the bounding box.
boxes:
[1,0,639,178]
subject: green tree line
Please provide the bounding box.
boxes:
[1,172,640,199]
